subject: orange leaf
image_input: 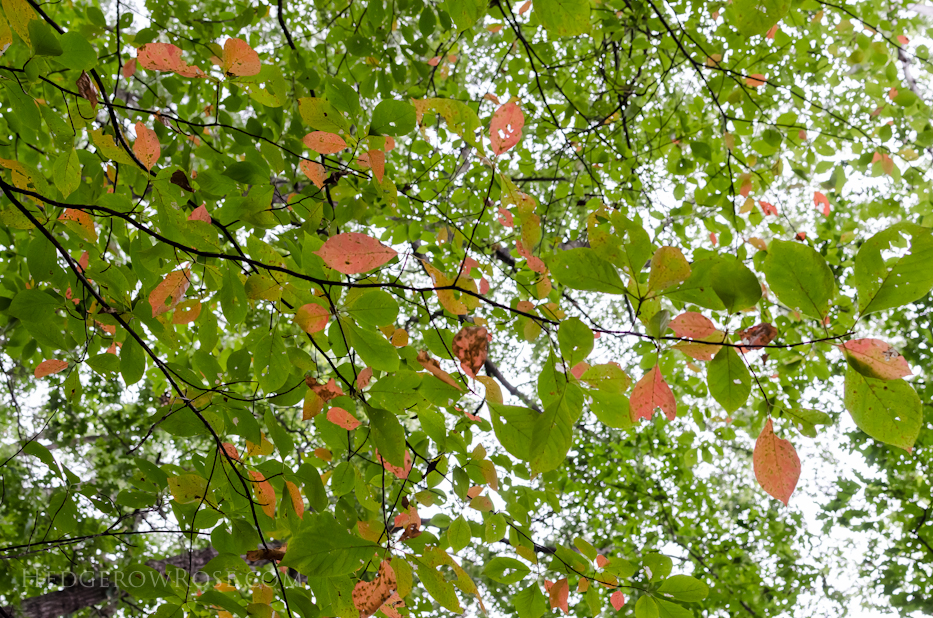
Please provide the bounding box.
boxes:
[813,191,830,216]
[299,160,326,189]
[137,43,205,78]
[35,359,68,378]
[452,325,489,378]
[758,200,777,216]
[765,24,778,39]
[670,312,717,339]
[294,303,330,334]
[746,73,766,88]
[221,38,261,76]
[315,232,397,275]
[417,351,464,391]
[221,442,241,461]
[187,205,212,223]
[673,341,722,362]
[357,367,373,389]
[248,470,277,518]
[59,208,97,242]
[490,101,524,155]
[377,449,412,479]
[548,578,569,614]
[285,480,304,519]
[840,338,912,380]
[306,377,345,402]
[753,418,800,506]
[897,35,909,45]
[428,56,441,66]
[303,131,347,154]
[133,122,160,171]
[629,365,676,422]
[353,561,397,618]
[610,590,625,610]
[172,299,201,324]
[518,0,532,14]
[149,269,191,318]
[326,407,361,430]
[359,149,385,183]
[122,58,137,79]
[596,555,610,568]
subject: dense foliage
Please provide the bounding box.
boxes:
[0,0,931,616]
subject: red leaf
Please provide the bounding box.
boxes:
[840,338,912,380]
[490,101,524,155]
[299,160,326,189]
[137,43,205,78]
[548,578,569,614]
[753,418,800,506]
[248,470,277,518]
[221,38,261,76]
[133,122,161,171]
[813,191,830,216]
[35,360,68,378]
[356,367,373,389]
[122,58,137,79]
[629,365,676,422]
[326,407,361,430]
[303,131,347,154]
[670,312,717,339]
[610,591,625,611]
[315,232,398,274]
[187,204,212,223]
[149,269,191,318]
[452,325,489,378]
[294,303,330,334]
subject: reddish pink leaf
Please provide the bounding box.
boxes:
[221,442,241,461]
[746,74,766,87]
[307,377,345,402]
[516,239,547,273]
[133,122,160,171]
[548,578,569,614]
[670,312,717,339]
[137,43,205,78]
[285,480,304,519]
[897,35,910,45]
[427,56,441,66]
[840,338,912,380]
[753,418,800,506]
[187,204,211,223]
[248,470,277,518]
[353,560,397,618]
[294,303,330,334]
[596,555,610,568]
[570,362,590,379]
[303,131,347,154]
[452,325,489,378]
[377,449,412,479]
[759,200,777,216]
[630,365,676,422]
[122,58,137,79]
[76,251,89,272]
[497,206,514,227]
[610,591,625,611]
[814,191,830,216]
[150,269,191,318]
[221,38,261,76]
[300,160,327,189]
[357,367,373,389]
[35,359,68,378]
[327,407,361,430]
[315,232,398,275]
[709,232,717,245]
[490,101,524,155]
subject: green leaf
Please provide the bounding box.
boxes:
[667,257,727,310]
[281,513,380,577]
[843,367,922,452]
[635,596,659,618]
[59,32,97,71]
[513,584,547,618]
[558,317,593,366]
[371,100,417,136]
[345,320,399,372]
[489,402,537,462]
[655,598,694,618]
[364,404,406,467]
[530,393,575,476]
[643,553,672,582]
[707,346,751,413]
[23,441,61,477]
[710,257,761,312]
[220,266,249,325]
[52,149,80,198]
[648,247,691,295]
[343,288,399,326]
[122,564,179,599]
[657,575,709,602]
[414,557,463,612]
[443,0,486,31]
[854,223,933,315]
[484,556,530,584]
[168,474,214,504]
[549,248,627,294]
[325,77,362,118]
[298,97,350,133]
[29,19,62,56]
[535,0,590,37]
[120,334,146,386]
[762,240,835,319]
[223,161,269,186]
[253,331,290,393]
[448,515,472,553]
[731,0,790,37]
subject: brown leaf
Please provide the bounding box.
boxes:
[170,170,194,192]
[75,71,98,109]
[737,323,778,351]
[245,548,287,562]
[452,325,489,378]
[353,560,398,618]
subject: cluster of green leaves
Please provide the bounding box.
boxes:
[0,0,931,616]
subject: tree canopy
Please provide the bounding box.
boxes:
[0,0,931,616]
